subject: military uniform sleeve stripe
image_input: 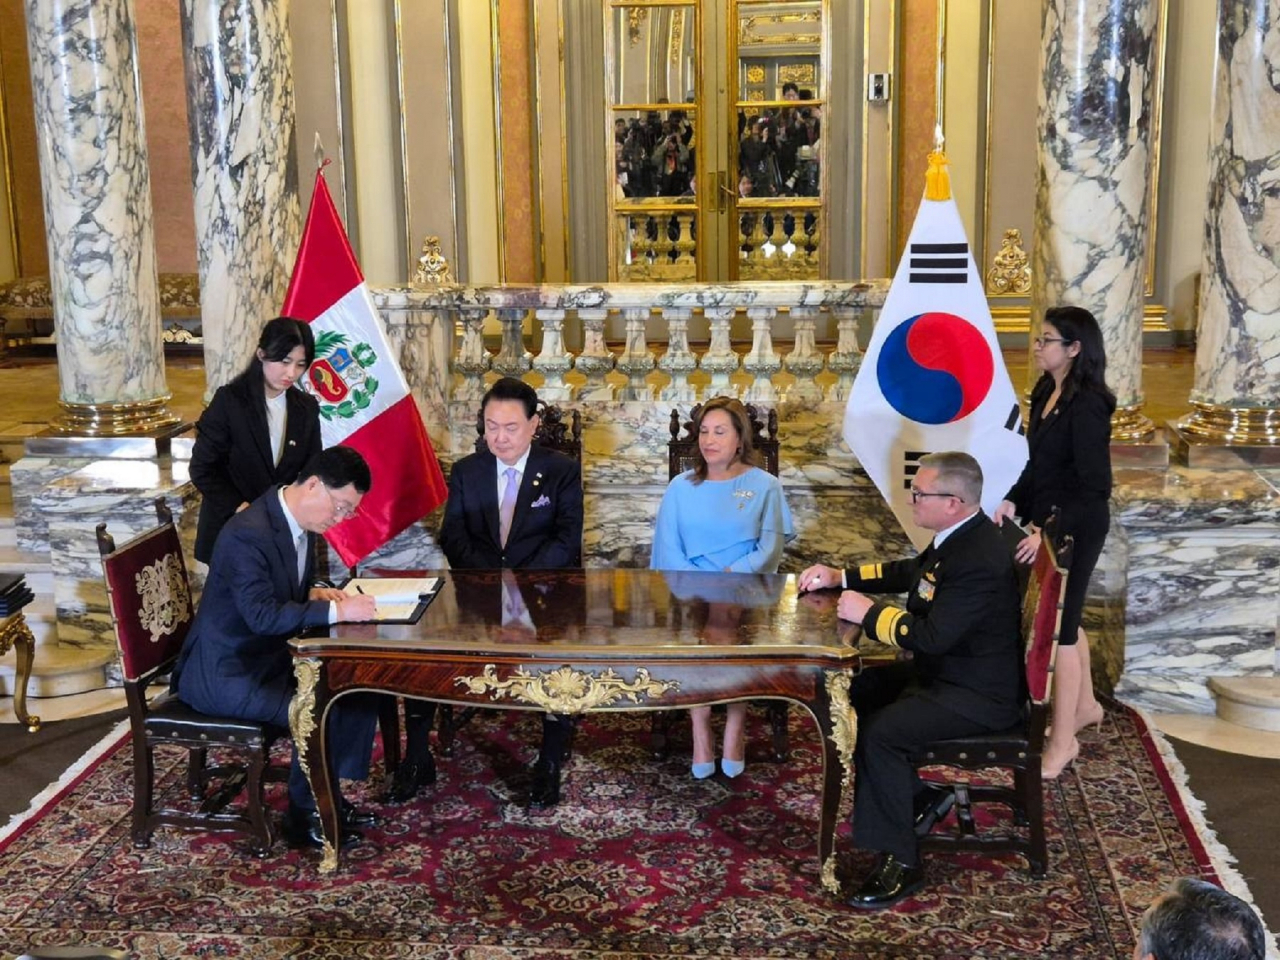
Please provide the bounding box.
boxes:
[872,605,907,648]
[858,563,882,581]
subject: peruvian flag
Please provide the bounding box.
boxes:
[282,168,448,566]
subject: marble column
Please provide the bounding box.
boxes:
[1031,0,1160,440]
[180,0,301,396]
[24,0,178,435]
[1175,0,1280,448]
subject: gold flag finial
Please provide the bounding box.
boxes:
[925,149,951,201]
[314,133,326,171]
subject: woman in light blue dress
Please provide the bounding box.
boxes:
[650,396,795,778]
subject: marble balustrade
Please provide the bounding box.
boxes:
[7,281,1277,715]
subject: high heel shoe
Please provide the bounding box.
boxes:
[1075,702,1105,735]
[691,760,717,779]
[721,757,745,779]
[1041,738,1079,780]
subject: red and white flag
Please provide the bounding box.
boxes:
[282,168,448,566]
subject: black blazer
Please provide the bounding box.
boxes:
[438,445,583,570]
[1005,379,1113,532]
[190,377,322,563]
[172,489,331,722]
[845,512,1023,730]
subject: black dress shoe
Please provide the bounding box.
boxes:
[283,805,363,849]
[527,757,562,809]
[846,853,926,909]
[340,798,379,828]
[379,755,437,805]
[913,784,956,837]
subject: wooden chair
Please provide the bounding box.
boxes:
[97,498,285,855]
[432,400,585,755]
[650,401,791,763]
[909,510,1073,877]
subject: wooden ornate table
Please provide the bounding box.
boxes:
[1,610,41,732]
[289,568,878,894]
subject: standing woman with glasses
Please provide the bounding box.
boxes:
[191,317,323,564]
[995,305,1114,778]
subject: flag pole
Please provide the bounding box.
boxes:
[934,0,947,152]
[313,132,328,171]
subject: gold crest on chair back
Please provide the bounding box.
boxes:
[98,498,284,855]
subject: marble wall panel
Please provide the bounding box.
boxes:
[36,460,198,652]
[9,457,97,553]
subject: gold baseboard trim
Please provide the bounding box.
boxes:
[991,303,1170,334]
[1175,402,1280,445]
[1111,402,1156,442]
[52,396,181,437]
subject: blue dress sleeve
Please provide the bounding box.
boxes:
[725,474,795,573]
[650,475,699,570]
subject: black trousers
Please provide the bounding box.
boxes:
[257,689,377,811]
[850,662,993,864]
[402,700,573,763]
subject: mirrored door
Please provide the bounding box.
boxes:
[604,0,829,281]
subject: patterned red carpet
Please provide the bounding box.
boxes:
[0,704,1228,958]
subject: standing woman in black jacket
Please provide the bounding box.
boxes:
[191,317,324,564]
[995,305,1113,779]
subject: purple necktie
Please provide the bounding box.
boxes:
[499,467,519,547]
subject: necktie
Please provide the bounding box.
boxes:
[296,531,309,589]
[499,467,520,547]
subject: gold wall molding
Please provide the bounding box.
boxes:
[992,303,1169,334]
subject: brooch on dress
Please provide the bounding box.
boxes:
[733,489,755,511]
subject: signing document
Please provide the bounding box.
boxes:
[342,577,441,622]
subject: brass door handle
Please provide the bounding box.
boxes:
[716,171,735,213]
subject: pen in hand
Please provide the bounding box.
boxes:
[355,585,366,595]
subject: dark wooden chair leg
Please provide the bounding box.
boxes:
[437,705,457,757]
[378,696,402,775]
[649,711,674,759]
[132,738,155,849]
[187,746,207,800]
[766,702,789,761]
[244,750,273,856]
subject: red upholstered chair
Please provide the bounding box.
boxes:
[97,498,284,855]
[650,402,791,763]
[909,509,1073,877]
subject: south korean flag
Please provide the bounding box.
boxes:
[844,151,1028,550]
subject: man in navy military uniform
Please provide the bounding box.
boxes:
[799,451,1023,908]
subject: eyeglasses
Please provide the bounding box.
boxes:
[1033,336,1072,347]
[910,486,963,504]
[321,484,359,520]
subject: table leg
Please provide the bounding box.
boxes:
[290,658,340,872]
[2,614,41,733]
[815,669,856,896]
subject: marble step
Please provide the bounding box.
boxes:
[0,641,114,698]
[1207,677,1280,733]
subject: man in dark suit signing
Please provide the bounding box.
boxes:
[798,451,1022,908]
[386,377,584,808]
[172,446,381,848]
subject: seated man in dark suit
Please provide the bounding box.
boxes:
[172,446,381,848]
[798,451,1023,908]
[386,376,584,808]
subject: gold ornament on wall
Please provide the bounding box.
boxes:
[628,8,648,46]
[415,236,455,285]
[986,228,1032,296]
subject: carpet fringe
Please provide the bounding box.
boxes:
[0,718,131,848]
[1127,703,1280,960]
